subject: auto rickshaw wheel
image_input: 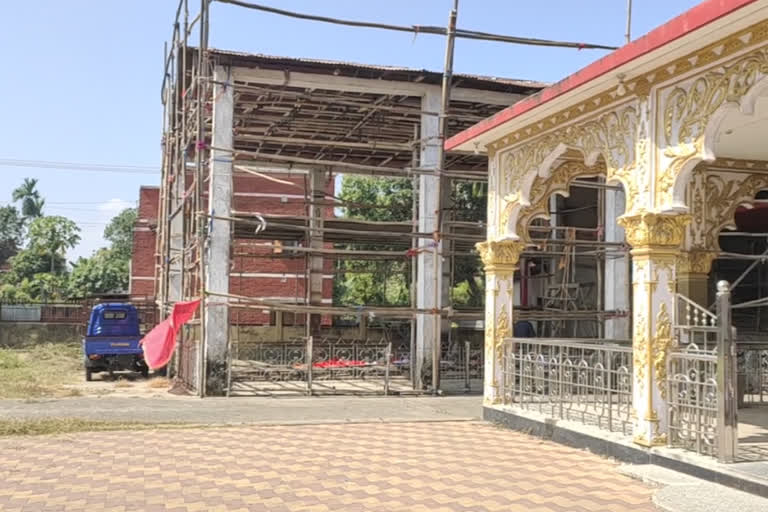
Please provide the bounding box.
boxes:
[85,368,93,382]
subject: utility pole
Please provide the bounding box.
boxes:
[625,0,633,44]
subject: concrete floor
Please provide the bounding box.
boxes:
[738,404,768,461]
[0,395,482,425]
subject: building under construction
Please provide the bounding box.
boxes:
[149,0,635,397]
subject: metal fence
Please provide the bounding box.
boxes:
[674,293,718,351]
[737,339,768,405]
[667,282,739,463]
[228,336,406,396]
[421,339,484,393]
[667,344,719,458]
[500,337,634,434]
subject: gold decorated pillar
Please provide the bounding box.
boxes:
[618,211,690,446]
[477,238,525,405]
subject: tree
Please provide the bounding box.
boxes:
[335,177,486,308]
[103,207,137,259]
[63,208,136,298]
[0,216,80,301]
[12,178,45,220]
[26,216,81,273]
[67,248,129,297]
[335,177,413,308]
[0,205,24,265]
[340,176,413,222]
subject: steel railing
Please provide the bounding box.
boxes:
[500,337,633,434]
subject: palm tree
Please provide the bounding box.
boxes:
[12,178,45,219]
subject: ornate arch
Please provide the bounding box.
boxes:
[496,103,639,239]
[659,47,768,209]
[516,160,608,244]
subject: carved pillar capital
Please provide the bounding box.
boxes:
[476,238,526,273]
[617,210,691,253]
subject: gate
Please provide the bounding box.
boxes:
[667,281,738,462]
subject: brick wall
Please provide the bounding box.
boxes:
[129,175,335,325]
[130,187,159,299]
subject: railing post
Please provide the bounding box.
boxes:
[607,350,613,432]
[716,281,738,463]
[464,340,471,394]
[384,342,391,396]
[306,335,313,397]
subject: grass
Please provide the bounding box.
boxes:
[0,343,82,399]
[0,418,202,437]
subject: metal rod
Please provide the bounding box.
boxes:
[464,340,471,393]
[715,281,738,463]
[306,335,313,396]
[384,342,392,396]
[625,0,633,44]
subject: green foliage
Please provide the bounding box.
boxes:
[5,245,66,280]
[334,176,486,308]
[334,177,413,308]
[0,283,33,303]
[0,205,24,264]
[67,248,129,297]
[341,176,413,222]
[12,178,45,220]
[27,216,81,258]
[0,215,80,301]
[103,208,137,259]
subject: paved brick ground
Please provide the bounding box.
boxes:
[0,421,656,511]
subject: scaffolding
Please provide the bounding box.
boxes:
[156,0,622,396]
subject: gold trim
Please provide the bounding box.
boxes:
[618,211,690,249]
[487,20,768,153]
[476,239,526,270]
[653,303,673,399]
[656,47,768,207]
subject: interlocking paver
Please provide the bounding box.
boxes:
[0,421,656,511]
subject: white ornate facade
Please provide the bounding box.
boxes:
[464,7,768,447]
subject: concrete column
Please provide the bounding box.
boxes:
[415,89,442,388]
[203,65,234,396]
[306,168,326,337]
[604,189,630,339]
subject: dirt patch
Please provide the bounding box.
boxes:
[0,343,174,399]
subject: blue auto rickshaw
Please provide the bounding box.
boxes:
[83,303,148,381]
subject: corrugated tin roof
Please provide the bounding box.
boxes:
[202,48,548,93]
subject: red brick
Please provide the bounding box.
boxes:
[130,177,335,325]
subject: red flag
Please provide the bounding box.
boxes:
[141,299,201,370]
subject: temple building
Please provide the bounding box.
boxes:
[446,0,768,462]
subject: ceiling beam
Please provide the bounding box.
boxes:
[233,67,524,106]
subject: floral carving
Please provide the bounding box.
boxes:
[498,105,638,237]
[476,239,526,270]
[618,211,690,249]
[657,48,768,207]
[653,303,674,399]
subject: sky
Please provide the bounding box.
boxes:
[0,0,702,260]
